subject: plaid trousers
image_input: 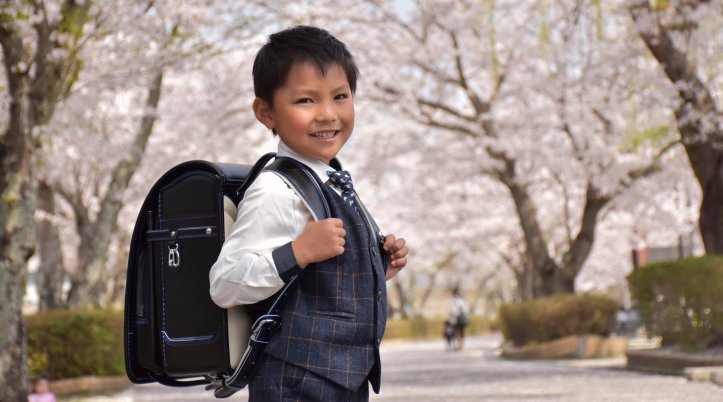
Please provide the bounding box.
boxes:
[248,354,370,402]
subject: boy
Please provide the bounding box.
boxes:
[209,25,409,401]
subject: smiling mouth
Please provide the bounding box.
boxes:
[310,130,338,139]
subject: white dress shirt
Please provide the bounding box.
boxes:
[449,295,469,324]
[209,141,340,308]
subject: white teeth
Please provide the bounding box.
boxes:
[312,131,336,138]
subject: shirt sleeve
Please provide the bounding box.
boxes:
[209,171,310,308]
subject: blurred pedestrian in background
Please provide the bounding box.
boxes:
[443,319,456,351]
[28,375,56,402]
[448,287,470,351]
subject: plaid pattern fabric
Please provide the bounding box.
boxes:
[249,354,370,402]
[262,183,388,393]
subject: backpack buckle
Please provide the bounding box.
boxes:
[167,241,181,269]
[250,314,282,343]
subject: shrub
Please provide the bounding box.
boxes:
[498,294,618,347]
[384,316,491,340]
[24,308,489,379]
[25,308,125,380]
[628,255,723,351]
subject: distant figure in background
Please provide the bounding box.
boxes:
[443,319,456,351]
[448,287,470,351]
[28,376,56,402]
[615,307,642,337]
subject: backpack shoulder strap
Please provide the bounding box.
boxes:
[265,156,330,221]
[235,154,330,221]
[234,152,277,198]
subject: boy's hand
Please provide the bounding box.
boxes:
[383,234,409,281]
[292,218,346,268]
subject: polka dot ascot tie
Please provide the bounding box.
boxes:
[326,170,357,209]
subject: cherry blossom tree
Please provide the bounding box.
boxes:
[41,1,203,308]
[0,1,100,399]
[222,1,699,309]
[2,13,710,401]
[30,0,275,309]
[357,0,690,298]
[0,1,271,396]
[628,0,723,254]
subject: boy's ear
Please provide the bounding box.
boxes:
[253,97,275,130]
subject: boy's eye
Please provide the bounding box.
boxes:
[335,93,349,100]
[295,98,313,104]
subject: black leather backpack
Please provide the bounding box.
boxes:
[123,153,329,398]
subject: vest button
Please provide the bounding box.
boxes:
[377,290,382,301]
[371,246,378,256]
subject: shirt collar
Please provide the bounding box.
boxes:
[276,140,343,181]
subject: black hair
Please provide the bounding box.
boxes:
[252,25,359,105]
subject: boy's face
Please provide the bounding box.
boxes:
[254,62,354,164]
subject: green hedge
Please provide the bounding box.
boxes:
[384,316,492,340]
[628,255,723,351]
[25,309,125,380]
[498,294,618,347]
[24,308,491,379]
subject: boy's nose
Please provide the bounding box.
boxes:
[315,102,337,122]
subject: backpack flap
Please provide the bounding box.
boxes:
[154,171,227,377]
[124,160,252,384]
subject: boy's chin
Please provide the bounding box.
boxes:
[297,146,345,164]
[314,153,339,164]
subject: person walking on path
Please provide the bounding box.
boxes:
[443,319,456,351]
[448,287,470,351]
[28,376,56,402]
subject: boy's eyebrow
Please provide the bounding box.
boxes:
[331,84,351,93]
[291,84,351,95]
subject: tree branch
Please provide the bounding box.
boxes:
[417,97,478,123]
[627,139,680,182]
[449,30,489,116]
[417,109,478,137]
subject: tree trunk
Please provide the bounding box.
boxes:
[35,180,67,309]
[469,273,494,315]
[542,184,610,295]
[412,252,455,315]
[66,70,164,308]
[108,229,131,306]
[496,153,610,297]
[0,23,33,402]
[1,4,92,398]
[0,181,34,402]
[513,257,536,301]
[494,155,562,296]
[629,0,723,254]
[696,155,723,254]
[392,281,412,319]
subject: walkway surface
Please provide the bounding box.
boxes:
[70,334,723,402]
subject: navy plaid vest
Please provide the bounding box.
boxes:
[263,182,388,392]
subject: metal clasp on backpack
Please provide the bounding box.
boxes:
[250,315,282,343]
[168,241,181,268]
[204,374,223,391]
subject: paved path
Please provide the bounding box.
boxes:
[71,335,723,402]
